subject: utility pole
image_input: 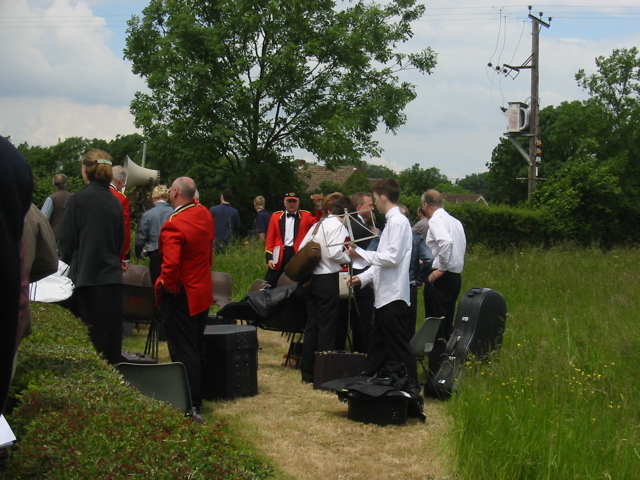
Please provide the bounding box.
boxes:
[499,7,550,201]
[527,9,550,199]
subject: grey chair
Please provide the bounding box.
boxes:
[116,362,200,421]
[122,265,159,360]
[211,271,233,308]
[410,316,444,377]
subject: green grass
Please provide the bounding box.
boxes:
[129,242,640,478]
[450,246,640,479]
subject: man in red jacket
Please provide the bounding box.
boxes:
[157,176,215,413]
[264,192,316,287]
[110,165,131,269]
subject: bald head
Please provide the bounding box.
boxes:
[170,177,197,208]
[421,189,444,218]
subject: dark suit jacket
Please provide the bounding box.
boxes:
[349,215,375,250]
[157,202,214,316]
[57,181,124,288]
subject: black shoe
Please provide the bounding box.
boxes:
[187,407,205,424]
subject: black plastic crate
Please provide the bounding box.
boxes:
[202,325,258,400]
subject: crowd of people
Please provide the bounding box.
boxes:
[2,137,467,417]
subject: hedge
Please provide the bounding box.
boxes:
[1,303,273,480]
[446,203,563,251]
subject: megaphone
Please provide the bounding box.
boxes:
[123,155,160,189]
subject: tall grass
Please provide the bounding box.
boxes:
[213,240,268,301]
[141,241,640,477]
[451,246,640,479]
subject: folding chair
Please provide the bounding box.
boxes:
[410,316,444,378]
[116,362,200,420]
[211,271,233,308]
[122,265,159,360]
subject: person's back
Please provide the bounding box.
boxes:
[58,182,124,288]
[41,174,72,236]
[48,188,72,236]
[210,189,239,251]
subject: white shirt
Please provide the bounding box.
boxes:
[284,213,296,246]
[355,206,412,308]
[426,208,466,274]
[299,215,350,274]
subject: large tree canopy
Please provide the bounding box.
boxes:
[124,0,436,192]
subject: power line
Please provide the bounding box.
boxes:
[1,5,639,30]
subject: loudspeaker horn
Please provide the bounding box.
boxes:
[124,155,160,189]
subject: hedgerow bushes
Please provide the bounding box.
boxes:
[1,303,272,480]
[447,203,562,250]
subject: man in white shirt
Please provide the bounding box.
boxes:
[422,189,467,373]
[298,195,351,383]
[347,179,416,381]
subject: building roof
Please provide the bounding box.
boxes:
[297,161,361,192]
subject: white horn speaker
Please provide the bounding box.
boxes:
[124,155,160,188]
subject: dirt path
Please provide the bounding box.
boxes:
[203,329,453,480]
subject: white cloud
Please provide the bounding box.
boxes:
[0,97,139,146]
[2,0,640,181]
[0,0,144,145]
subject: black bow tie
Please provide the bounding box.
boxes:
[287,213,296,218]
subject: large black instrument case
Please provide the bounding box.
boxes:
[313,351,367,390]
[450,287,507,360]
[425,287,507,400]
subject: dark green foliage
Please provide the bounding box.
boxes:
[18,134,146,208]
[123,0,436,233]
[531,149,632,247]
[456,172,490,198]
[487,47,640,245]
[340,171,373,197]
[361,162,397,179]
[398,163,453,196]
[446,203,561,251]
[398,193,422,224]
[486,137,529,205]
[2,303,273,480]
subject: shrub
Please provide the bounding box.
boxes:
[2,303,273,480]
[447,203,563,250]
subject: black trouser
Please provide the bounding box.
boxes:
[301,272,340,383]
[147,249,168,340]
[74,284,124,365]
[350,268,374,353]
[264,246,295,287]
[147,249,162,286]
[403,284,419,343]
[423,271,462,373]
[366,300,418,383]
[163,289,208,409]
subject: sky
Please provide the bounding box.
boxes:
[2,1,640,181]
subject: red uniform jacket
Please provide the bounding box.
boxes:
[110,185,131,261]
[265,210,316,270]
[157,202,215,316]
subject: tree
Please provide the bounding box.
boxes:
[456,172,489,197]
[124,0,437,222]
[340,171,373,196]
[397,163,450,196]
[576,47,640,200]
[485,138,529,205]
[531,141,625,245]
[360,162,397,180]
